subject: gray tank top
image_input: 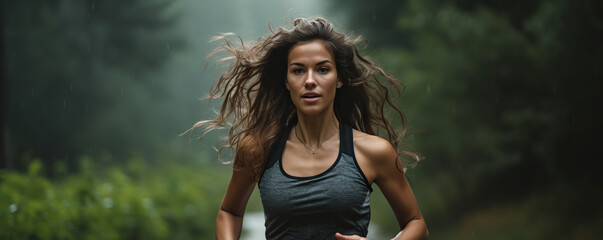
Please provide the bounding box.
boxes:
[258,122,373,240]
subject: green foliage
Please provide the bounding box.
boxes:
[5,0,185,170]
[0,158,230,239]
[332,0,603,238]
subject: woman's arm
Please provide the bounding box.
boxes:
[215,161,256,239]
[371,139,428,239]
[352,134,428,240]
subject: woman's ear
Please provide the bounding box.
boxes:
[337,79,343,88]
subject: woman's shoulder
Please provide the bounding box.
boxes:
[352,129,397,166]
[234,135,264,167]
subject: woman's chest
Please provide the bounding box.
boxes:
[259,156,370,216]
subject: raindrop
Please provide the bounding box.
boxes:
[71,83,73,91]
[64,99,66,108]
[121,88,124,96]
[166,42,171,51]
[9,203,18,213]
[142,198,153,209]
[102,197,114,208]
[152,81,155,88]
[372,9,376,21]
[427,84,431,96]
[91,2,95,12]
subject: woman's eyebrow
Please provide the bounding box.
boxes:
[315,60,332,66]
[289,60,333,67]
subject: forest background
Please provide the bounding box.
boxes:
[2,0,602,239]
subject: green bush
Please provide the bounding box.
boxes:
[0,157,230,240]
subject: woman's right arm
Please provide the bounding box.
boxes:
[215,163,256,239]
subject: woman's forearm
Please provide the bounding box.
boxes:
[215,209,244,240]
[395,219,428,240]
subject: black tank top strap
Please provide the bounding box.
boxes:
[264,124,293,171]
[340,121,355,157]
[340,121,372,192]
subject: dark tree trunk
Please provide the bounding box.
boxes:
[0,0,10,169]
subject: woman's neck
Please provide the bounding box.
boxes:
[295,110,339,148]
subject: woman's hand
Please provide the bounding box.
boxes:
[335,230,404,240]
[335,232,368,240]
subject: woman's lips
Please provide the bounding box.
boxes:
[302,95,320,103]
[301,93,321,103]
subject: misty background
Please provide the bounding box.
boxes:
[2,0,602,239]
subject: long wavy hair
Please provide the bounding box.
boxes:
[187,17,417,181]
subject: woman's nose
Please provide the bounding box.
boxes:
[304,71,317,88]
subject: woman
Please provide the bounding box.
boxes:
[192,17,427,239]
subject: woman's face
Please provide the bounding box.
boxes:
[286,40,342,116]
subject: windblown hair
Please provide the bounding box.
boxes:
[188,17,417,181]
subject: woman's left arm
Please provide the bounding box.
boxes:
[337,135,428,240]
[372,139,428,240]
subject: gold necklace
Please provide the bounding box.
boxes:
[294,125,337,154]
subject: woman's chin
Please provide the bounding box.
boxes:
[297,106,331,117]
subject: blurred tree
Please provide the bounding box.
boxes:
[332,0,603,238]
[4,0,183,173]
[1,0,7,167]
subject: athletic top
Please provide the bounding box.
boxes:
[258,122,373,240]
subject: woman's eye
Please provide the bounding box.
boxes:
[318,67,329,73]
[292,69,304,75]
